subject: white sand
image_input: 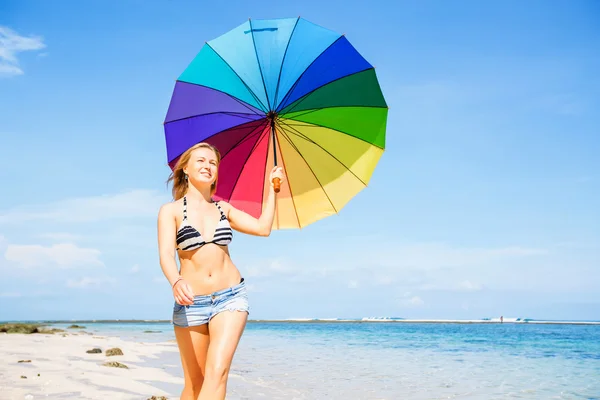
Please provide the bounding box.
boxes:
[0,331,183,400]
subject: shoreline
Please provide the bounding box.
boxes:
[4,319,600,326]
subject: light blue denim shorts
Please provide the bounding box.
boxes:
[172,278,249,328]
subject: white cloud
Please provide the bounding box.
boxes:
[4,243,103,269]
[269,259,293,273]
[0,189,168,224]
[66,276,115,288]
[457,280,484,292]
[130,264,140,274]
[408,297,424,306]
[245,283,262,293]
[414,279,486,292]
[374,275,394,285]
[398,292,424,308]
[238,242,548,296]
[0,26,46,77]
[370,242,547,271]
[0,63,22,76]
[245,258,296,278]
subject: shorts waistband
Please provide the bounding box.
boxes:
[193,278,245,299]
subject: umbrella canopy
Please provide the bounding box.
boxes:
[164,17,388,229]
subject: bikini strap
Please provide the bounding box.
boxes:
[214,201,227,219]
[182,196,188,221]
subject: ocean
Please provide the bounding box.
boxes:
[46,320,600,399]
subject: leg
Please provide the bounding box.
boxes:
[197,311,248,400]
[174,324,210,400]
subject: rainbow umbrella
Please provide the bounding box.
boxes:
[164,17,387,229]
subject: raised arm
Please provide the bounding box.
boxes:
[221,166,284,237]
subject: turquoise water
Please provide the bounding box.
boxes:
[49,321,600,399]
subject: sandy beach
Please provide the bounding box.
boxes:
[0,330,181,400]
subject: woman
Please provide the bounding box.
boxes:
[157,142,284,400]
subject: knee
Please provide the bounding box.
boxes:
[185,374,204,394]
[205,364,230,383]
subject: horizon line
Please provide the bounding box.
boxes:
[2,317,600,325]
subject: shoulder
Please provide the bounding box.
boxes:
[215,200,232,214]
[158,199,180,218]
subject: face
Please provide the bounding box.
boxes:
[184,147,218,186]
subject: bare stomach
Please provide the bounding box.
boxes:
[178,245,241,296]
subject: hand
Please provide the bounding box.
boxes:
[269,166,285,188]
[172,278,194,305]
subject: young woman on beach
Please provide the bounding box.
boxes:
[157,142,284,400]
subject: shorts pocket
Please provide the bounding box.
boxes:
[221,295,249,313]
[173,303,185,313]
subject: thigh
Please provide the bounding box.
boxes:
[206,310,248,370]
[174,324,210,380]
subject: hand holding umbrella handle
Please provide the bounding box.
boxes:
[270,166,283,193]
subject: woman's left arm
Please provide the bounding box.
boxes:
[221,166,284,237]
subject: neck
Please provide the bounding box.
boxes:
[185,182,213,203]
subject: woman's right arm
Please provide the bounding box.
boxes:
[157,203,194,305]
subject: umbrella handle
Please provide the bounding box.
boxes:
[273,177,281,193]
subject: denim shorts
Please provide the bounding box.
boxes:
[172,278,249,328]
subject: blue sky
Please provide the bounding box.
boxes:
[1,0,598,322]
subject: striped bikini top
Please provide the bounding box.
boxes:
[176,197,233,251]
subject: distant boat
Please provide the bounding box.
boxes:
[361,317,405,322]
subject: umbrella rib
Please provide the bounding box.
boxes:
[275,35,345,113]
[224,127,270,201]
[222,121,269,132]
[165,111,262,126]
[273,17,300,109]
[261,127,271,228]
[220,120,269,160]
[249,19,272,110]
[272,125,302,229]
[280,104,387,123]
[277,120,368,187]
[206,43,270,113]
[279,67,375,115]
[278,127,339,215]
[170,81,263,116]
[278,113,385,150]
[279,108,322,120]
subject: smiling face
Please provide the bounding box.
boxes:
[184,146,219,189]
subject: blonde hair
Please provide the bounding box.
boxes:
[167,142,221,200]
